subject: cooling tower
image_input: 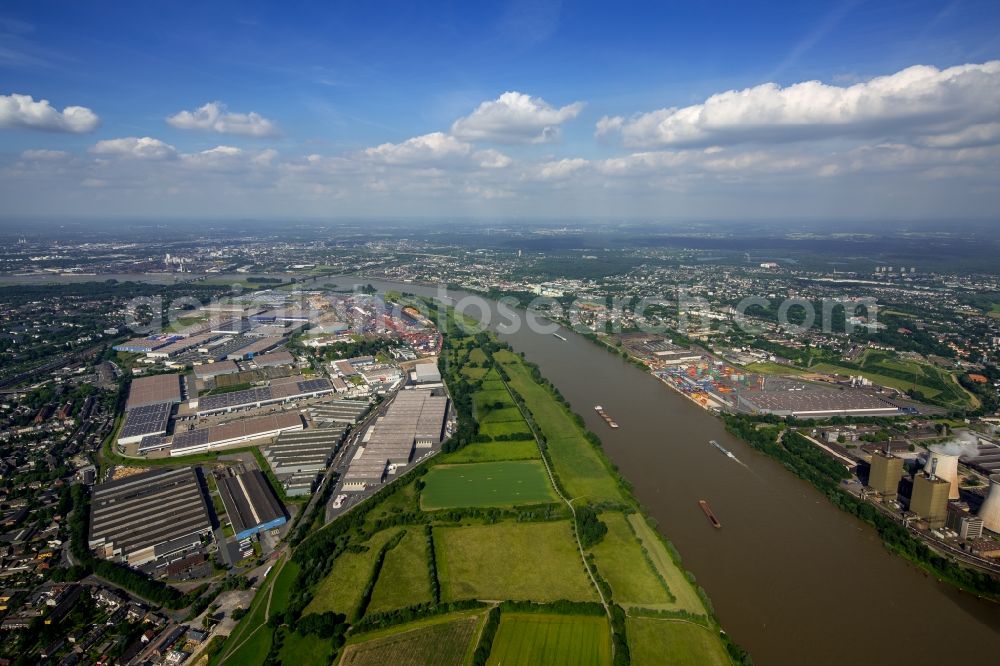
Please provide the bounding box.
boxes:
[979,474,1000,534]
[924,447,960,500]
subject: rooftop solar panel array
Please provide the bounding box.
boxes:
[120,402,172,440]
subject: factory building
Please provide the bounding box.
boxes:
[193,360,241,380]
[253,351,295,368]
[117,402,173,446]
[170,412,303,456]
[308,399,369,424]
[191,377,336,416]
[125,374,183,410]
[88,467,212,567]
[867,451,904,499]
[412,362,442,385]
[263,426,345,493]
[910,471,950,528]
[342,390,448,491]
[217,470,286,540]
[737,389,903,418]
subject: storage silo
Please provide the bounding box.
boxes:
[978,474,1000,534]
[923,446,960,500]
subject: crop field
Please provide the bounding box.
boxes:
[494,350,623,502]
[590,512,673,606]
[478,420,533,438]
[486,613,611,666]
[435,521,596,602]
[626,514,706,614]
[304,528,401,619]
[367,529,433,614]
[478,406,525,424]
[339,613,483,666]
[421,461,556,509]
[627,617,730,666]
[443,439,540,463]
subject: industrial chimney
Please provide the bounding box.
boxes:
[923,446,960,500]
[979,474,1000,534]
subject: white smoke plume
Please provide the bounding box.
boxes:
[930,431,980,459]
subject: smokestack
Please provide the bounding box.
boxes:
[923,446,960,500]
[979,475,1000,534]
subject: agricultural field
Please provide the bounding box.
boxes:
[339,612,484,666]
[479,420,533,438]
[627,617,730,666]
[305,528,402,619]
[627,514,707,615]
[441,439,540,463]
[420,460,557,510]
[495,350,623,502]
[435,521,596,602]
[367,529,434,614]
[486,613,611,666]
[589,512,674,607]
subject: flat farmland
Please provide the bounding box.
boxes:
[339,613,483,666]
[486,613,611,666]
[627,617,730,666]
[627,514,706,615]
[367,529,433,614]
[435,521,596,602]
[421,461,556,509]
[590,512,674,607]
[304,528,401,619]
[442,439,540,463]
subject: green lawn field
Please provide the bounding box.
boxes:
[442,439,540,463]
[277,631,331,666]
[494,350,623,503]
[367,529,434,614]
[627,617,730,666]
[590,512,674,607]
[486,613,611,666]
[421,461,557,510]
[339,612,484,666]
[627,514,707,615]
[305,528,402,619]
[435,521,596,602]
[479,420,533,438]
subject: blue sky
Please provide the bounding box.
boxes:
[2,0,999,220]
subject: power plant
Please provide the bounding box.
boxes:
[868,449,903,499]
[923,446,960,500]
[978,474,1000,534]
[911,459,950,529]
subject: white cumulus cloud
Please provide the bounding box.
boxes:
[167,101,278,137]
[451,91,584,143]
[90,137,177,160]
[537,158,589,180]
[604,61,1000,148]
[363,132,471,164]
[0,93,99,133]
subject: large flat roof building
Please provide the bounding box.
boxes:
[170,412,304,456]
[88,467,212,567]
[125,374,183,411]
[738,388,902,418]
[217,470,286,541]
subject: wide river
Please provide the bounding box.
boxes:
[337,276,1000,665]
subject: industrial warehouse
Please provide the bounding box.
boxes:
[216,469,287,540]
[264,426,347,496]
[342,389,449,490]
[737,387,904,418]
[170,412,304,456]
[88,467,213,568]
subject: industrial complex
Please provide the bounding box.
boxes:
[88,467,213,569]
